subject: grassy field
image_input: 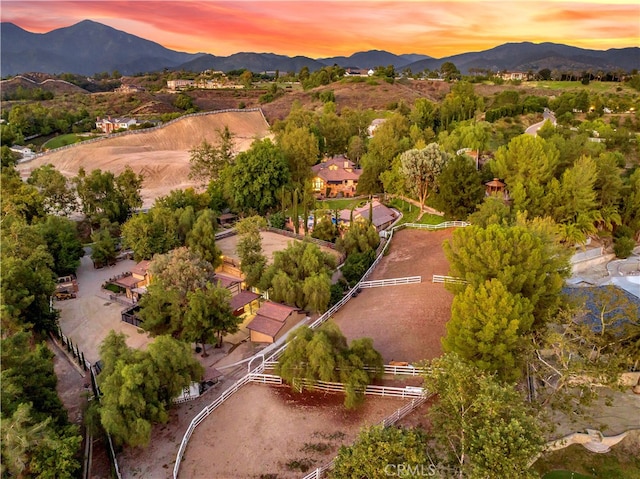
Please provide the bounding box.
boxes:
[528,81,635,94]
[43,134,84,149]
[533,442,640,479]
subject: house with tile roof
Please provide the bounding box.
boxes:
[311,155,362,198]
[246,301,305,343]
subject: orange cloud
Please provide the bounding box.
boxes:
[2,1,638,58]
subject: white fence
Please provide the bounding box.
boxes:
[432,275,468,285]
[301,395,429,479]
[263,361,427,377]
[292,378,427,399]
[172,221,466,479]
[359,276,421,288]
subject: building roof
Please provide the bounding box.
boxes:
[114,275,139,288]
[312,156,362,183]
[230,291,261,310]
[485,178,505,188]
[213,273,242,289]
[256,301,297,322]
[131,260,151,276]
[246,314,284,338]
[340,200,397,229]
[316,168,362,183]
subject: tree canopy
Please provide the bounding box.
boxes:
[276,322,383,408]
[97,332,203,447]
[444,223,570,326]
[423,354,543,478]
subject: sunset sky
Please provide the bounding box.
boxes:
[2,1,639,59]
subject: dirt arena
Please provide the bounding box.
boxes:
[176,384,407,479]
[18,110,272,207]
[332,228,455,364]
[217,230,343,264]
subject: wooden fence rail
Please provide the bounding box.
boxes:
[432,275,468,285]
[359,276,421,288]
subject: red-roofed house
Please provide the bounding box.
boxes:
[246,301,305,343]
[312,155,362,198]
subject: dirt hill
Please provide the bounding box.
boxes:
[19,110,272,207]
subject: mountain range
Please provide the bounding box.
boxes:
[1,20,638,77]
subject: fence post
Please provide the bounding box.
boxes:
[81,352,87,371]
[67,338,73,353]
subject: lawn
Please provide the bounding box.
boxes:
[43,134,83,149]
[386,198,447,226]
[316,198,364,211]
[533,442,640,479]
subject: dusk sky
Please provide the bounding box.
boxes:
[2,1,639,59]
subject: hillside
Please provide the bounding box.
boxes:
[0,73,88,96]
[18,110,272,207]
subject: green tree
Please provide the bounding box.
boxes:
[311,216,338,242]
[139,247,215,337]
[1,403,81,479]
[443,279,535,381]
[74,166,142,224]
[432,154,484,219]
[400,143,449,211]
[261,240,336,312]
[121,207,181,261]
[185,283,238,354]
[98,332,203,447]
[90,225,117,268]
[186,209,221,267]
[1,222,57,333]
[357,114,410,194]
[276,322,383,408]
[335,221,379,256]
[467,196,514,227]
[440,61,461,81]
[491,135,560,218]
[230,139,291,214]
[236,217,267,289]
[276,124,320,188]
[36,216,84,276]
[423,354,543,478]
[331,425,432,479]
[188,127,235,184]
[444,224,570,326]
[27,164,77,216]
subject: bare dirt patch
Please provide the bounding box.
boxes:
[55,255,153,363]
[332,228,455,363]
[217,230,342,264]
[17,110,272,208]
[178,384,407,479]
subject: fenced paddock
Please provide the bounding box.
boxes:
[175,384,409,479]
[173,222,466,478]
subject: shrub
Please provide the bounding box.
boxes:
[614,236,636,259]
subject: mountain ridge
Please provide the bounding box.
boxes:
[1,20,638,77]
